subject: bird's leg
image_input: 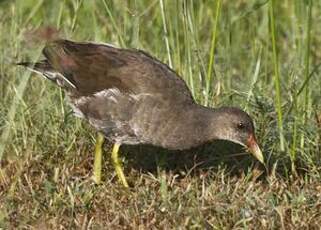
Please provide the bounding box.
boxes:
[93,132,104,184]
[111,143,129,187]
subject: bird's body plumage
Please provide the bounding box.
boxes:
[19,39,264,186]
[20,40,215,149]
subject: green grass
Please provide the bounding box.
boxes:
[1,0,321,228]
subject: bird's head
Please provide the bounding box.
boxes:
[212,107,264,164]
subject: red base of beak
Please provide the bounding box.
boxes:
[247,134,264,164]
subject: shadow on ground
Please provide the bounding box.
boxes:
[119,140,262,177]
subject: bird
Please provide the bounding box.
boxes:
[18,39,264,187]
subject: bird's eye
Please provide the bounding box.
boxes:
[237,122,245,129]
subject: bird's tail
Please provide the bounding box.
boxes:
[17,60,53,75]
[17,59,76,89]
[18,40,85,89]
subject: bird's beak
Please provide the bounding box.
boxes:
[247,134,264,164]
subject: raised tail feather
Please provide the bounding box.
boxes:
[17,59,76,89]
[17,60,52,75]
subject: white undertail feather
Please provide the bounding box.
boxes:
[44,71,76,89]
[54,72,76,89]
[25,66,49,81]
[28,66,77,89]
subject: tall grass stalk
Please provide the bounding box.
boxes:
[71,0,84,32]
[268,0,284,151]
[246,47,262,108]
[159,0,173,68]
[0,71,31,160]
[101,0,125,47]
[300,0,313,149]
[22,0,44,27]
[204,0,222,106]
[182,1,195,98]
[56,0,65,29]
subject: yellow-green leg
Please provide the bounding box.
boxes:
[111,143,129,187]
[93,132,104,184]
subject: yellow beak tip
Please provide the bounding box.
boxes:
[249,144,264,164]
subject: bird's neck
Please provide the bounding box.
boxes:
[167,103,221,149]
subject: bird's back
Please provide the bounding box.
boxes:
[41,40,194,102]
[20,40,195,146]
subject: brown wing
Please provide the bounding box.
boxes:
[42,39,194,104]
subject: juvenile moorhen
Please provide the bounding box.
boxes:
[18,39,264,187]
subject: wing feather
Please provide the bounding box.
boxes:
[41,40,194,104]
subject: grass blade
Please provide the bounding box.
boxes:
[204,0,222,106]
[269,0,284,151]
[300,0,313,148]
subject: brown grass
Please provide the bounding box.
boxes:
[1,139,320,229]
